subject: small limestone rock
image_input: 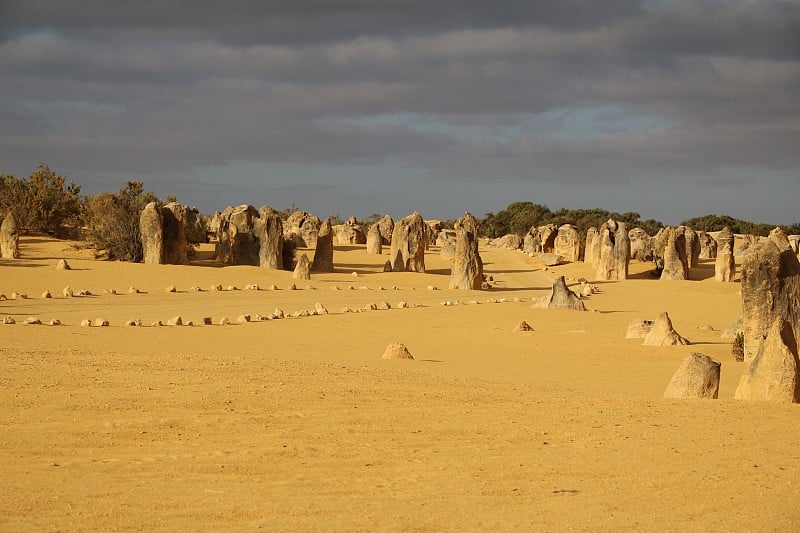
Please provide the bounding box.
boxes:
[377,301,391,310]
[80,319,92,327]
[427,285,439,291]
[78,289,91,296]
[94,318,109,327]
[128,286,140,294]
[533,276,586,311]
[125,318,142,327]
[103,288,117,295]
[288,283,297,291]
[211,284,223,291]
[190,285,202,292]
[663,353,721,399]
[396,301,409,309]
[268,284,279,291]
[218,316,230,325]
[167,316,183,326]
[363,303,378,311]
[245,283,259,290]
[56,259,71,270]
[341,307,353,313]
[237,314,251,323]
[351,271,359,277]
[48,318,61,326]
[642,312,689,346]
[514,321,534,332]
[202,317,213,325]
[24,317,42,325]
[165,285,177,293]
[41,290,52,299]
[382,342,414,360]
[314,303,328,315]
[151,320,163,327]
[383,261,392,272]
[539,253,563,266]
[293,253,312,280]
[226,285,238,291]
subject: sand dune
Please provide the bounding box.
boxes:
[1,236,798,530]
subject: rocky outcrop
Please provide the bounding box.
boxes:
[596,219,630,281]
[660,227,689,280]
[493,234,523,250]
[333,218,366,245]
[284,211,321,248]
[215,204,260,265]
[628,228,653,262]
[139,202,164,264]
[697,231,717,259]
[554,224,581,262]
[584,227,600,264]
[161,202,190,265]
[740,238,800,360]
[714,227,735,282]
[448,212,483,290]
[533,276,586,311]
[293,253,311,280]
[390,212,427,273]
[663,353,721,399]
[642,312,690,346]
[0,213,19,259]
[377,215,394,245]
[311,218,335,272]
[734,318,799,403]
[366,223,383,254]
[257,206,284,270]
[683,226,701,269]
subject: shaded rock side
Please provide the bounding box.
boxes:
[161,202,190,265]
[215,204,261,265]
[714,227,735,282]
[629,227,653,262]
[683,226,701,269]
[311,218,335,272]
[377,215,394,245]
[642,312,690,346]
[284,211,321,249]
[448,212,483,290]
[663,353,721,399]
[390,212,427,273]
[734,318,799,403]
[741,239,800,360]
[697,231,717,259]
[0,212,20,259]
[533,276,586,311]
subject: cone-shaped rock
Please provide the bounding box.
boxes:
[448,212,483,290]
[293,253,311,280]
[381,342,414,360]
[257,206,284,270]
[311,218,334,272]
[514,321,533,332]
[0,212,19,259]
[56,259,71,270]
[735,318,799,403]
[533,276,586,310]
[741,239,800,360]
[663,353,721,399]
[643,312,690,346]
[390,212,427,273]
[714,227,735,282]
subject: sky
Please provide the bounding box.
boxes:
[1,0,799,225]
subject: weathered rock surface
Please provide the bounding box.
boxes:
[214,205,260,265]
[683,226,701,269]
[660,227,689,280]
[390,212,427,273]
[584,227,600,264]
[381,342,415,360]
[539,253,563,266]
[514,321,534,332]
[293,253,311,280]
[448,212,483,290]
[628,228,653,262]
[56,259,71,270]
[735,318,799,403]
[740,239,800,360]
[554,224,581,262]
[257,206,284,270]
[333,219,366,245]
[377,215,394,245]
[311,218,334,272]
[697,231,717,259]
[285,211,321,248]
[493,234,523,250]
[139,202,164,264]
[714,227,736,282]
[643,312,690,346]
[366,223,383,255]
[0,212,20,259]
[663,353,721,399]
[161,202,190,264]
[533,276,586,311]
[721,316,743,339]
[596,219,630,281]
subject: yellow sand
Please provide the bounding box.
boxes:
[1,236,798,531]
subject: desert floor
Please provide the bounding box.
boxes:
[1,236,798,531]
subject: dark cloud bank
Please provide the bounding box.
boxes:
[1,1,798,224]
